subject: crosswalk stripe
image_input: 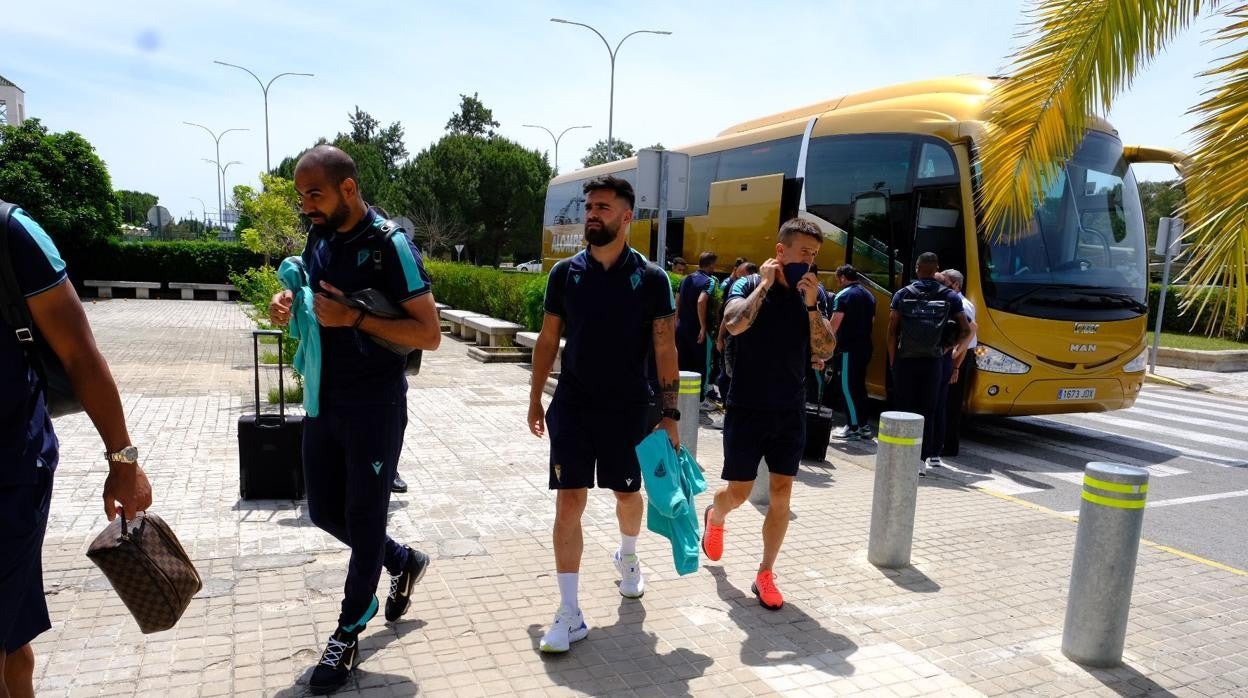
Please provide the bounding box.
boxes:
[1070,412,1247,452]
[1115,404,1248,437]
[969,422,1191,476]
[1011,417,1248,468]
[1060,488,1248,516]
[1137,390,1248,417]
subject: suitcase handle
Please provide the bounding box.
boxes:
[252,329,286,419]
[117,507,146,540]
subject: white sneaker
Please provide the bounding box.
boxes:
[613,550,646,599]
[927,456,944,468]
[539,605,588,653]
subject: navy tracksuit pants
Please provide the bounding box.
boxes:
[304,401,410,631]
[891,356,944,460]
[833,348,872,429]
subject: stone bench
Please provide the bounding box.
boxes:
[168,282,237,301]
[84,280,162,299]
[516,332,567,394]
[463,316,524,348]
[439,309,487,339]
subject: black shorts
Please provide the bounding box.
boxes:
[722,407,805,480]
[0,466,53,652]
[547,400,655,492]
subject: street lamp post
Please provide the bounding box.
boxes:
[522,124,591,173]
[184,122,248,225]
[550,19,670,161]
[204,159,243,227]
[190,196,208,229]
[214,61,314,173]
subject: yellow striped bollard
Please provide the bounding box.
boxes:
[868,411,925,568]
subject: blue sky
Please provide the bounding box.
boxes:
[4,0,1223,223]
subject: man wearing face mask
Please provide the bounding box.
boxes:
[527,175,681,654]
[701,218,837,610]
[269,146,443,693]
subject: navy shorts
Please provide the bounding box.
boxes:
[0,466,53,652]
[722,407,805,480]
[547,400,655,492]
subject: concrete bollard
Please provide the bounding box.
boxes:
[677,371,701,461]
[868,411,925,568]
[748,460,770,506]
[1062,462,1149,667]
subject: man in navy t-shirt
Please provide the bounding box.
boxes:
[269,146,442,693]
[701,218,837,612]
[886,252,971,474]
[1,202,151,696]
[675,251,717,400]
[527,175,681,654]
[828,264,877,440]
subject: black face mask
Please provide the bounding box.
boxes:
[782,262,810,288]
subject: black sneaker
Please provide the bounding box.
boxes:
[391,474,408,494]
[309,627,359,695]
[385,546,430,622]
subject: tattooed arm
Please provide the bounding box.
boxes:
[723,261,777,336]
[807,309,837,360]
[652,314,681,447]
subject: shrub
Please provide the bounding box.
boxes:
[63,239,263,285]
[425,262,547,331]
[1147,284,1244,340]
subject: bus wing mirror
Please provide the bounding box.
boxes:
[1122,145,1191,178]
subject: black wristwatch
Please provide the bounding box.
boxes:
[661,408,681,422]
[806,304,820,312]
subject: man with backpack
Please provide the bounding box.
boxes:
[886,252,971,475]
[1,201,152,697]
[269,146,443,694]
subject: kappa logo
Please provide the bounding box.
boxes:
[357,250,371,266]
[371,460,383,475]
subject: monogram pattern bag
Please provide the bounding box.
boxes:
[86,511,202,634]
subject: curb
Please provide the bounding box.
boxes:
[1143,372,1198,390]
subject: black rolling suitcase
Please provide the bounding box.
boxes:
[238,329,305,499]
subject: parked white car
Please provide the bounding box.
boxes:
[516,259,542,272]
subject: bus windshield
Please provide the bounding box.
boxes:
[979,131,1149,321]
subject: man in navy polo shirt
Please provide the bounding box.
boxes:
[269,146,442,693]
[701,218,837,611]
[828,264,877,440]
[1,202,152,697]
[675,251,717,402]
[527,175,681,654]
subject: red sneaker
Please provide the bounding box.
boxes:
[702,505,724,561]
[752,570,784,610]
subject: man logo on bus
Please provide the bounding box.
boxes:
[1070,344,1097,353]
[1073,323,1100,334]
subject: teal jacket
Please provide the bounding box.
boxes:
[636,432,707,575]
[277,256,321,417]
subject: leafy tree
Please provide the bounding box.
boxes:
[979,1,1248,332]
[342,106,408,171]
[234,174,303,266]
[581,138,635,167]
[114,190,159,226]
[445,92,499,137]
[0,118,118,246]
[1138,179,1186,253]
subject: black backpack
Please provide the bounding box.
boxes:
[896,281,953,359]
[0,201,84,417]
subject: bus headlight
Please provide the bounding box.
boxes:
[1123,349,1148,373]
[974,345,1030,374]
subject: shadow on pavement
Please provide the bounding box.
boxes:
[708,565,858,675]
[1076,660,1178,697]
[273,620,426,698]
[872,563,941,593]
[528,598,713,696]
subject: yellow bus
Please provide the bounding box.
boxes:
[541,76,1162,416]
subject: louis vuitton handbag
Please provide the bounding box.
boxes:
[86,510,202,634]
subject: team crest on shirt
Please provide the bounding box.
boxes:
[357,250,371,266]
[573,274,581,284]
[630,271,642,290]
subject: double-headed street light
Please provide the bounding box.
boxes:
[184,122,248,224]
[214,61,314,173]
[523,124,592,173]
[550,19,671,162]
[204,159,243,225]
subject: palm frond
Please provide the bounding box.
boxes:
[980,0,1210,242]
[1176,3,1248,334]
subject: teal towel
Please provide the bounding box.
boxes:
[277,256,321,417]
[636,431,707,575]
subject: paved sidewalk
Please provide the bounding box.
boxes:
[1146,363,1248,396]
[29,299,1248,697]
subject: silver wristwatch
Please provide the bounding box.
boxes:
[106,445,139,464]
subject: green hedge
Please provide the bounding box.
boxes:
[64,239,263,285]
[1146,284,1244,340]
[425,262,548,331]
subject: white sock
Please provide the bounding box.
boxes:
[620,534,638,556]
[557,572,579,610]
